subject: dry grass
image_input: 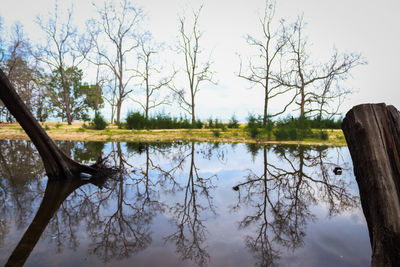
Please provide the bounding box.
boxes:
[0,122,347,146]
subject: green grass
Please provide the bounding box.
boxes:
[0,122,347,146]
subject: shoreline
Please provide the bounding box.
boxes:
[0,122,347,146]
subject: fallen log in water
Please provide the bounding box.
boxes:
[342,103,400,267]
[0,68,96,178]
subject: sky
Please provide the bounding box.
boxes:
[2,0,400,122]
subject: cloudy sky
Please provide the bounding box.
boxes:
[2,0,400,121]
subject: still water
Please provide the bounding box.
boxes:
[0,140,371,266]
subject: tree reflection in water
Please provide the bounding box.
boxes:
[73,142,159,262]
[232,145,359,266]
[0,141,365,266]
[0,140,45,249]
[0,140,163,265]
[164,142,217,267]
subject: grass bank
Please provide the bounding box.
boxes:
[0,122,347,146]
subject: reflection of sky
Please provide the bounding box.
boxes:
[0,141,371,266]
[280,213,371,267]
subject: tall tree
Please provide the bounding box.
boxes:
[170,5,215,124]
[35,3,86,125]
[130,36,176,119]
[2,22,50,122]
[238,0,294,126]
[87,0,144,124]
[277,16,365,118]
[0,18,6,123]
[47,66,96,122]
[0,16,4,61]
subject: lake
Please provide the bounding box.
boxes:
[0,140,371,266]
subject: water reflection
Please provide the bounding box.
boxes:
[164,142,217,267]
[0,140,45,252]
[0,140,368,266]
[6,178,102,266]
[232,145,359,266]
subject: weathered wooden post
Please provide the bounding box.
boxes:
[342,103,400,267]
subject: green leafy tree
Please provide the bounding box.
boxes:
[80,83,104,112]
[48,66,94,122]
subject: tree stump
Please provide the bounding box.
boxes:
[342,103,400,267]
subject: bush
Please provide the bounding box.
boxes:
[206,117,213,128]
[90,112,108,130]
[248,127,260,138]
[228,115,239,128]
[126,111,147,130]
[125,111,203,130]
[318,130,329,140]
[264,121,274,140]
[195,120,203,129]
[273,116,312,141]
[274,125,297,140]
[212,129,221,138]
[309,116,343,129]
[246,114,262,138]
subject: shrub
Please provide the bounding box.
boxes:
[309,116,343,129]
[195,120,203,129]
[248,127,260,138]
[264,121,274,140]
[318,130,329,140]
[228,115,239,128]
[126,111,147,130]
[273,116,312,140]
[44,124,50,131]
[214,119,222,129]
[212,129,221,138]
[55,122,62,128]
[125,111,202,130]
[246,114,262,138]
[90,112,108,130]
[207,117,214,128]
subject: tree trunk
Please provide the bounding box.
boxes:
[0,69,95,178]
[116,98,122,124]
[191,99,195,125]
[342,103,400,267]
[263,87,268,126]
[300,88,305,118]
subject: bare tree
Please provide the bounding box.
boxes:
[314,50,364,119]
[0,16,4,61]
[3,23,50,122]
[130,35,176,119]
[87,0,144,124]
[238,0,295,126]
[35,3,87,125]
[170,5,215,124]
[277,16,365,119]
[3,22,31,119]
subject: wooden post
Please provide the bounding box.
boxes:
[342,103,400,267]
[0,68,96,178]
